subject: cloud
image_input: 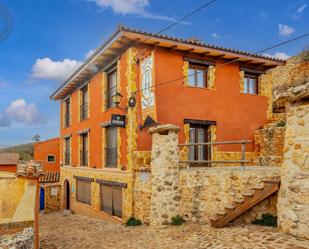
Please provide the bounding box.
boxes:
[31,58,82,82]
[278,24,295,37]
[258,10,268,19]
[85,49,95,59]
[212,32,221,39]
[263,52,290,60]
[297,4,307,13]
[86,0,184,22]
[0,99,46,127]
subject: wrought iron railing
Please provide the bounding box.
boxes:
[178,140,252,168]
[80,102,88,120]
[105,148,117,167]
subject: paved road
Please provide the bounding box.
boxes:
[40,212,309,249]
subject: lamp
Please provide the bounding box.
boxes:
[112,91,123,108]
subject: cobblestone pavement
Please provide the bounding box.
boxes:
[40,212,309,249]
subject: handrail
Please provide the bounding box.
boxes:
[178,140,252,168]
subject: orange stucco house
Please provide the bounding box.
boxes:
[50,26,283,222]
[0,153,19,173]
[34,137,60,172]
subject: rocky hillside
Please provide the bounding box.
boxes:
[0,143,34,161]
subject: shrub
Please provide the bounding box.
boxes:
[276,120,286,127]
[126,217,142,226]
[252,213,277,227]
[171,215,186,226]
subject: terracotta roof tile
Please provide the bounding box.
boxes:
[16,161,44,178]
[39,171,60,183]
[0,153,19,165]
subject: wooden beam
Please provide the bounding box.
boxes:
[168,45,178,51]
[151,41,160,48]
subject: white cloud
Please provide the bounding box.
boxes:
[263,52,290,60]
[297,4,307,13]
[278,23,295,37]
[212,32,221,39]
[86,0,183,22]
[31,58,82,82]
[0,99,46,127]
[85,49,95,59]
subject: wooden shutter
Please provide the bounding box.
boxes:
[112,188,122,218]
[101,185,113,215]
[76,180,91,205]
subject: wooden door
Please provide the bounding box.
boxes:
[112,188,122,218]
[101,185,113,215]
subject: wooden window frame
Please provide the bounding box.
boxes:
[76,179,91,205]
[80,132,88,167]
[106,66,117,110]
[244,73,259,95]
[64,137,71,166]
[80,84,88,121]
[46,154,56,163]
[188,63,208,88]
[64,98,71,127]
[105,126,118,168]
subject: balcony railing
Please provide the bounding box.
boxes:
[178,140,252,168]
[105,148,117,167]
[80,102,88,120]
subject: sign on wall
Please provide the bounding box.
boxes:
[141,54,157,124]
[111,114,126,127]
[51,187,58,196]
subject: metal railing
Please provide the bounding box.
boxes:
[80,102,88,120]
[178,140,252,168]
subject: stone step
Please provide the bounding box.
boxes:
[242,191,255,197]
[234,198,245,204]
[224,204,236,210]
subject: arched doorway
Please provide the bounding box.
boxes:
[64,180,70,210]
[40,187,45,211]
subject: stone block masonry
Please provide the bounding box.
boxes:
[149,125,181,226]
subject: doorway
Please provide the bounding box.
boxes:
[40,187,45,211]
[64,180,70,210]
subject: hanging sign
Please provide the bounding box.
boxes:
[141,53,157,123]
[111,114,126,127]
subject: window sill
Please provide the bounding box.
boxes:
[80,118,89,123]
[240,93,261,96]
[184,85,214,90]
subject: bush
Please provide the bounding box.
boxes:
[171,215,186,226]
[252,213,277,227]
[126,217,142,226]
[276,120,286,127]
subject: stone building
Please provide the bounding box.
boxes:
[50,25,284,223]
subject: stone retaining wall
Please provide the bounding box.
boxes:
[179,167,280,224]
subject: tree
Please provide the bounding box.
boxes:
[32,135,41,142]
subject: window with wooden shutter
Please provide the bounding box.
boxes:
[100,184,122,218]
[106,127,118,167]
[76,180,91,205]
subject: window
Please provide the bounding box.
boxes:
[106,68,117,109]
[188,125,211,165]
[105,127,117,167]
[47,155,55,163]
[64,98,71,127]
[80,133,88,166]
[244,73,258,94]
[188,63,208,88]
[76,180,91,205]
[80,85,88,120]
[64,137,71,165]
[100,185,122,218]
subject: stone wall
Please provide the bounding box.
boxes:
[277,85,309,238]
[0,227,34,249]
[44,184,61,213]
[254,127,285,166]
[149,125,181,226]
[179,167,280,224]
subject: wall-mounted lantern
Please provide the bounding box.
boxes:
[112,91,123,108]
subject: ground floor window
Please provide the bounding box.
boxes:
[76,179,91,205]
[100,185,122,218]
[188,123,212,166]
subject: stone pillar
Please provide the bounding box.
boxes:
[149,124,181,226]
[276,82,309,239]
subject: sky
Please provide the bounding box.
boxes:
[0,0,308,147]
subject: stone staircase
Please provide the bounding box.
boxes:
[210,178,280,228]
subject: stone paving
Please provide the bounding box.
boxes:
[40,212,309,249]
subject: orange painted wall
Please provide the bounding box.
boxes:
[34,138,60,171]
[60,46,270,168]
[0,165,17,173]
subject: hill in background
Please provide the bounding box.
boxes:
[0,143,34,161]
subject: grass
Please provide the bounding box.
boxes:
[0,143,34,161]
[171,215,186,226]
[126,217,142,226]
[252,213,277,227]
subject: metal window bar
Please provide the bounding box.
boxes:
[178,140,252,168]
[105,148,117,168]
[80,102,88,120]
